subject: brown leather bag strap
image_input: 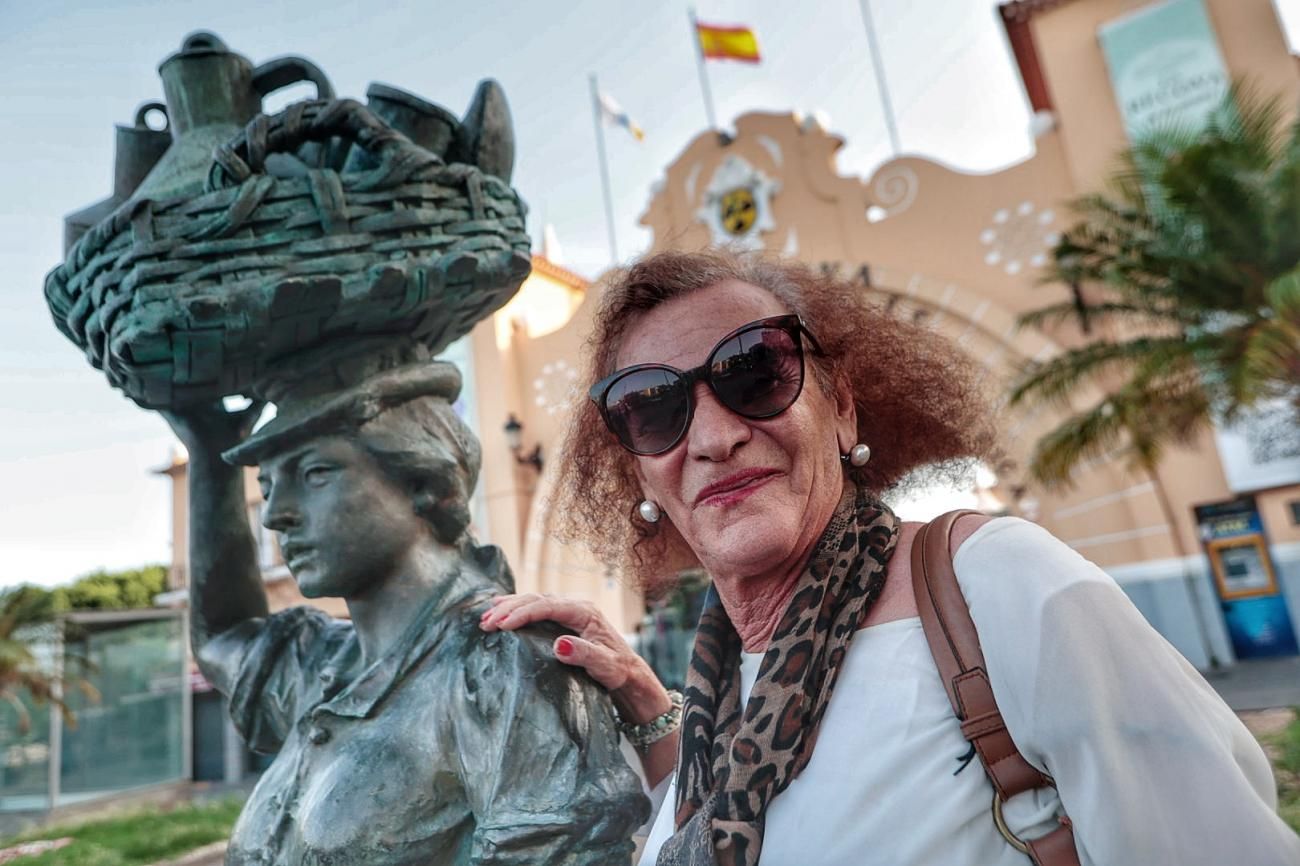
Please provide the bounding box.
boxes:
[912,510,1080,866]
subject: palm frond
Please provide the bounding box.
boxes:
[1027,400,1130,487]
[1015,80,1300,485]
[1227,319,1300,410]
[1017,299,1182,332]
[1,689,32,735]
[1027,374,1211,489]
[1009,336,1194,408]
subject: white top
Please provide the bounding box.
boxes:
[639,518,1300,866]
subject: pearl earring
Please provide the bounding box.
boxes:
[638,500,662,523]
[842,443,871,467]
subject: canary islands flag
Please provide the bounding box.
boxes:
[597,90,645,141]
[696,20,761,63]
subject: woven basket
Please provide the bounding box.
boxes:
[44,98,531,409]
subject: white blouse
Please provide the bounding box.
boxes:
[639,518,1300,865]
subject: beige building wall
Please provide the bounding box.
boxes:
[469,258,647,633]
[1012,0,1300,559]
[1046,0,1300,553]
[1025,0,1297,193]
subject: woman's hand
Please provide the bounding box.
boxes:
[480,593,672,725]
[481,593,679,786]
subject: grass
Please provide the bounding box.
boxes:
[1263,711,1300,834]
[0,797,243,866]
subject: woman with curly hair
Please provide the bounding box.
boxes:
[481,249,1297,865]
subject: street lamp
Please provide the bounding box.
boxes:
[503,413,543,473]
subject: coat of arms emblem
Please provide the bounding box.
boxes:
[696,154,779,249]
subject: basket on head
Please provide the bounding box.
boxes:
[44,96,531,409]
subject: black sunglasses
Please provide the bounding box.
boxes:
[589,314,824,456]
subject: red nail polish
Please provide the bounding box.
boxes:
[555,637,574,657]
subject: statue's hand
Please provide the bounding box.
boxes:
[159,400,268,459]
[480,593,673,725]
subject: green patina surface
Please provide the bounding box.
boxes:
[40,30,647,866]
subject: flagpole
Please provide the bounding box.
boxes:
[688,7,719,130]
[858,0,901,155]
[589,73,620,263]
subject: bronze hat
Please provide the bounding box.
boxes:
[223,341,462,466]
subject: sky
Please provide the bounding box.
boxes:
[2,0,1299,588]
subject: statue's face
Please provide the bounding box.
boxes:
[257,435,430,598]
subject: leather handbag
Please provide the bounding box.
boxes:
[912,510,1080,866]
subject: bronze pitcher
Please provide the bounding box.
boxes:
[63,102,171,253]
[131,30,334,202]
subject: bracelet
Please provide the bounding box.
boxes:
[615,689,684,750]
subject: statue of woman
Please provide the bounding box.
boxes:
[163,350,648,866]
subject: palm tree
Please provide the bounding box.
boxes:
[1010,85,1300,488]
[0,586,96,735]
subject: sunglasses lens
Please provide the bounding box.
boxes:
[603,368,691,454]
[711,326,804,418]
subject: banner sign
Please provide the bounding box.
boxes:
[1098,0,1230,141]
[1213,399,1300,492]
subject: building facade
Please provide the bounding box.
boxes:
[630,0,1300,668]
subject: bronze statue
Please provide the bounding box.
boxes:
[45,32,648,866]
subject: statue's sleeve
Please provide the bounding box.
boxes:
[453,625,651,866]
[197,606,345,753]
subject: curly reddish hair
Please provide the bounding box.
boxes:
[551,249,998,593]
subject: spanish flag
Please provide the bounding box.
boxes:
[696,21,761,63]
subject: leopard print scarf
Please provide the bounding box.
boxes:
[657,485,899,866]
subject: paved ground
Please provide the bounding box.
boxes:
[1204,655,1300,711]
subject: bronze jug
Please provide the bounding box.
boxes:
[131,30,334,202]
[63,102,172,253]
[343,79,514,182]
[343,83,461,172]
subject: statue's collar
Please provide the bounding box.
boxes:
[313,543,510,720]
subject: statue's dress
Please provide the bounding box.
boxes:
[197,548,649,865]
